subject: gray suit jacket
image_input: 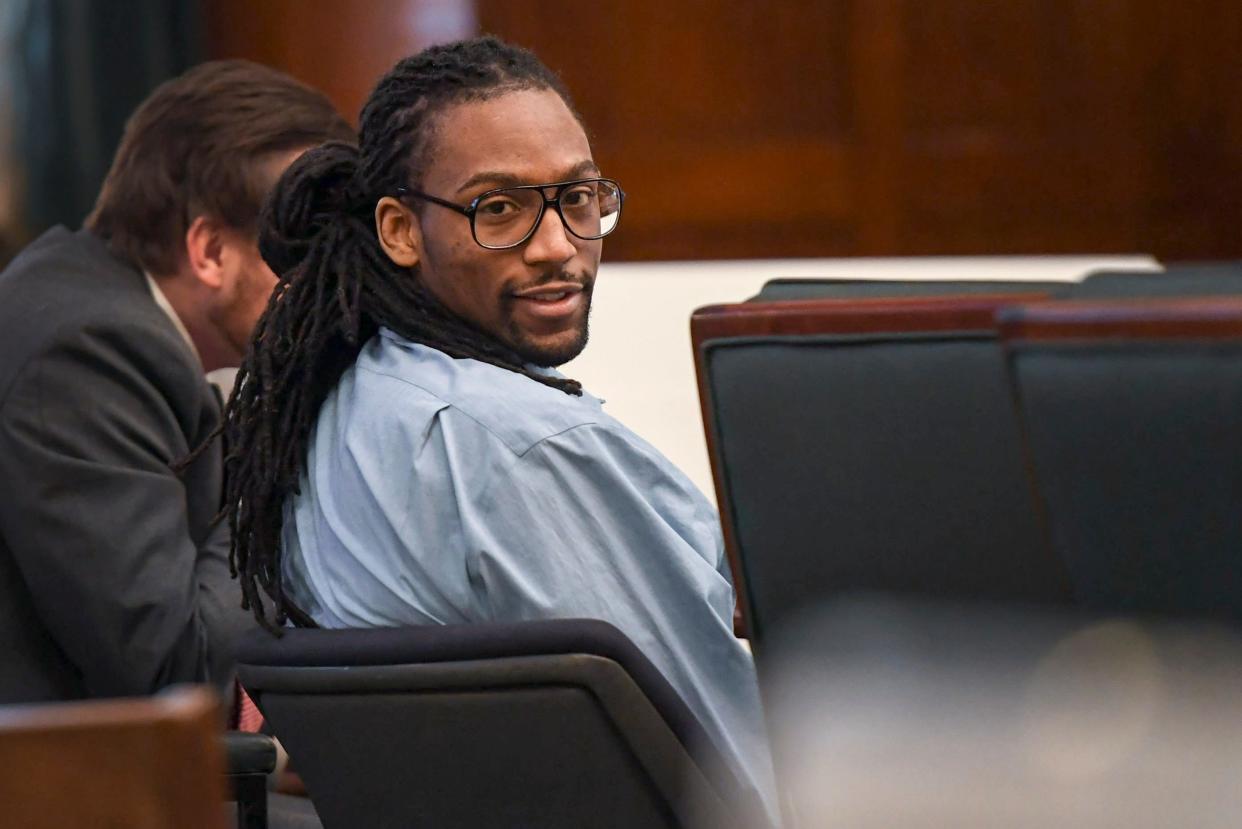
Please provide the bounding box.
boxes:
[0,227,256,702]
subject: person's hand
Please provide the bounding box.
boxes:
[275,770,307,796]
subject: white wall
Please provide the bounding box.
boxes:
[560,255,1161,504]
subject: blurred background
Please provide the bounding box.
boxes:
[2,0,1241,268]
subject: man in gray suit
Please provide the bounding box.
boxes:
[0,60,353,703]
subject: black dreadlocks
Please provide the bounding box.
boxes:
[223,37,584,633]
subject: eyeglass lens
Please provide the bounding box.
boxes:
[473,179,622,248]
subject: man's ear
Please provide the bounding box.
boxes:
[375,196,422,268]
[184,215,227,289]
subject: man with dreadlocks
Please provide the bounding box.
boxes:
[0,61,353,703]
[225,36,775,814]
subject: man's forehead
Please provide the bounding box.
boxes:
[422,88,593,191]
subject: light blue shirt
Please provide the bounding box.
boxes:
[283,328,776,814]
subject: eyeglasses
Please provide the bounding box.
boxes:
[395,177,625,250]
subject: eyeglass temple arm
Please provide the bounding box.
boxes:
[394,187,473,217]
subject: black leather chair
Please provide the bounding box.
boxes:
[1000,298,1242,620]
[1067,264,1242,298]
[235,619,761,829]
[752,277,1070,302]
[692,297,1071,647]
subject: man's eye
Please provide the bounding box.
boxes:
[478,198,520,217]
[561,187,594,208]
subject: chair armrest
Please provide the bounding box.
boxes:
[222,730,278,777]
[223,731,275,829]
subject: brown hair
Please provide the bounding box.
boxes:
[85,59,354,275]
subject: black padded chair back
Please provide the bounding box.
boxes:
[753,277,1070,302]
[1000,299,1242,620]
[236,619,757,829]
[694,298,1071,647]
[1067,264,1242,298]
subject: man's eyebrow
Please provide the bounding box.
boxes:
[455,160,601,195]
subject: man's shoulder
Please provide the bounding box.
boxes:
[0,227,162,333]
[354,329,608,457]
[2,226,134,291]
[0,228,199,410]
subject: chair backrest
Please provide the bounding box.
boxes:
[753,277,1070,302]
[692,295,1071,646]
[1067,264,1242,298]
[236,619,755,829]
[999,298,1242,620]
[0,686,226,829]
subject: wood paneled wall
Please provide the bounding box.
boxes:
[204,0,476,122]
[205,0,1242,261]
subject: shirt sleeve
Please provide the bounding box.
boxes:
[0,322,254,697]
[460,421,768,798]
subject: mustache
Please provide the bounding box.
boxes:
[509,270,594,294]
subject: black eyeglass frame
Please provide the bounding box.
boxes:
[394,177,625,250]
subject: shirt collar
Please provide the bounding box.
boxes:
[144,272,200,362]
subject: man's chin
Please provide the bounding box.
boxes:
[512,326,590,368]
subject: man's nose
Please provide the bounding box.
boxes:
[523,205,577,265]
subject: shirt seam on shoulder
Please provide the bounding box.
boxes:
[356,363,601,456]
[515,420,610,459]
[355,363,452,401]
[468,421,612,520]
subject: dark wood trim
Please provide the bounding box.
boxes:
[998,298,1242,342]
[692,293,1052,349]
[689,292,1051,640]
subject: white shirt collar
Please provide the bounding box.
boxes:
[144,272,200,362]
